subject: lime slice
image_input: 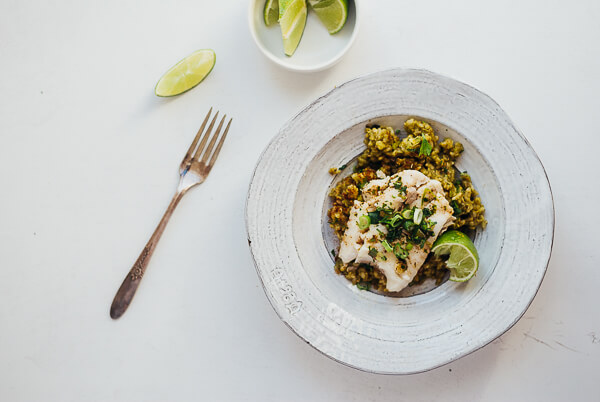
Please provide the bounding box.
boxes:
[307,0,348,34]
[155,49,216,97]
[432,230,480,282]
[264,0,279,26]
[279,0,308,56]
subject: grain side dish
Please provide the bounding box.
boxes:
[328,119,486,292]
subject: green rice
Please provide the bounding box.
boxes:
[328,118,486,292]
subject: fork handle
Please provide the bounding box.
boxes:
[110,190,185,319]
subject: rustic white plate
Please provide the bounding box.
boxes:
[245,68,554,374]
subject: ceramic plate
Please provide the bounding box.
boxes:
[245,68,554,374]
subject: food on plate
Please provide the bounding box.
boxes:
[432,230,480,282]
[328,119,486,292]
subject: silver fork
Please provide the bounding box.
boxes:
[110,108,232,319]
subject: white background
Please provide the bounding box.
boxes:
[1,0,599,401]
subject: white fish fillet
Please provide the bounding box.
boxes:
[338,170,455,292]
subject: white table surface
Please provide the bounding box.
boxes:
[1,0,599,401]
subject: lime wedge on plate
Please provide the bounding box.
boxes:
[155,49,216,97]
[264,0,279,26]
[432,230,480,282]
[279,0,308,56]
[308,0,348,34]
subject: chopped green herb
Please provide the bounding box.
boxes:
[419,134,433,156]
[358,215,371,230]
[393,181,407,195]
[331,249,336,256]
[339,164,347,170]
[357,283,369,290]
[450,200,463,216]
[388,214,402,228]
[368,211,381,224]
[368,247,378,258]
[403,220,416,231]
[413,208,424,225]
[401,209,413,220]
[382,239,393,253]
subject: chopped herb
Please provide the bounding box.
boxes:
[358,215,371,230]
[368,211,381,224]
[339,164,347,170]
[401,209,413,220]
[357,283,369,290]
[331,249,336,257]
[413,208,424,225]
[393,243,408,260]
[368,247,378,258]
[450,200,463,216]
[382,239,393,253]
[393,181,407,195]
[403,220,416,231]
[419,134,433,156]
[380,255,387,261]
[388,214,402,228]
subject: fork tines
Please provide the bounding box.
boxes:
[180,108,232,173]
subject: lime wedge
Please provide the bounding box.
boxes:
[279,0,308,56]
[264,0,279,26]
[155,49,216,97]
[308,0,348,34]
[432,230,480,282]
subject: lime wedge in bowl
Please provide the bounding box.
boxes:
[264,0,279,26]
[155,49,216,97]
[308,0,348,34]
[432,230,480,282]
[279,0,308,56]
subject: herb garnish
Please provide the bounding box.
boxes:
[357,283,369,290]
[450,200,462,216]
[358,215,371,230]
[419,134,433,156]
[393,181,407,196]
[367,211,381,224]
[368,247,378,258]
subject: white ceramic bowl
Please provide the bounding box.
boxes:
[248,0,360,73]
[246,68,555,374]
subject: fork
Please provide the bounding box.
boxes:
[110,108,232,319]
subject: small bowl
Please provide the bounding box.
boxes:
[248,0,360,73]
